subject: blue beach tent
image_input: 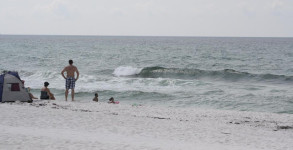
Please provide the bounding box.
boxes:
[0,71,31,102]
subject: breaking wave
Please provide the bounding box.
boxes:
[114,66,293,83]
[113,66,142,77]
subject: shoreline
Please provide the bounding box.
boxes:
[0,100,292,150]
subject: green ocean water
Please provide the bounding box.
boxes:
[1,35,293,113]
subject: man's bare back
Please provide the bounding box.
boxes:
[62,65,79,79]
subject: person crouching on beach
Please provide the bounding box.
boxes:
[93,93,98,102]
[40,82,55,100]
[108,97,115,104]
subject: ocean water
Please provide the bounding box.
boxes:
[1,35,293,114]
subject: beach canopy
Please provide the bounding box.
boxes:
[0,71,31,102]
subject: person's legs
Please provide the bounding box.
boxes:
[50,94,56,100]
[65,77,70,101]
[71,89,75,101]
[65,77,75,101]
[29,93,37,99]
[65,89,69,101]
[71,77,75,101]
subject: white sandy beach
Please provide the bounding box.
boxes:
[0,100,292,150]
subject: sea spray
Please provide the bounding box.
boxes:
[113,66,142,77]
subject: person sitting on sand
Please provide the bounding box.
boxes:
[93,93,98,102]
[40,82,55,100]
[27,87,38,99]
[108,97,115,104]
[21,80,38,100]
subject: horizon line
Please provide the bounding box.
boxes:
[1,33,292,38]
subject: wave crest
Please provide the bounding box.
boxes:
[135,66,293,83]
[113,66,142,77]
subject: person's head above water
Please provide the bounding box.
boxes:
[69,60,73,65]
[44,82,49,87]
[95,93,98,97]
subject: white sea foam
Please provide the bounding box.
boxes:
[112,66,142,77]
[20,71,61,89]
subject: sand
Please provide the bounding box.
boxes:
[0,100,292,150]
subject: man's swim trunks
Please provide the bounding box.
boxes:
[66,77,75,89]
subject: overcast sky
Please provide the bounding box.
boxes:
[0,0,292,37]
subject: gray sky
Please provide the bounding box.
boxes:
[1,0,292,37]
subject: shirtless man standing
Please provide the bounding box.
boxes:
[61,60,79,101]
